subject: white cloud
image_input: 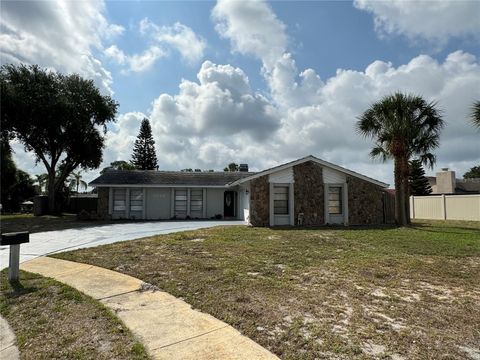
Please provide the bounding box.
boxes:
[104,45,167,73]
[0,0,122,94]
[212,0,287,68]
[354,0,480,44]
[106,19,206,72]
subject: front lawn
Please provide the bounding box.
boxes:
[0,270,149,359]
[55,221,480,359]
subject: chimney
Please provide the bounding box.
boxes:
[239,164,249,172]
[436,168,456,194]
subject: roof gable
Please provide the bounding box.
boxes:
[230,155,389,188]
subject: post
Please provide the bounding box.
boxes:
[410,196,415,220]
[1,232,30,283]
[441,194,447,220]
[8,244,20,282]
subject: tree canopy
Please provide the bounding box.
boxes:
[409,159,432,196]
[0,64,118,212]
[357,92,444,225]
[131,118,158,170]
[224,163,239,172]
[101,160,136,174]
[463,165,480,179]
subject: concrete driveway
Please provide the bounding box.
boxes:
[0,220,243,270]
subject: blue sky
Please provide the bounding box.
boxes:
[2,0,480,185]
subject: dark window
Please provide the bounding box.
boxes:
[274,186,289,215]
[328,186,342,214]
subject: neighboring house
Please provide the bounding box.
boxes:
[90,155,391,226]
[427,168,480,194]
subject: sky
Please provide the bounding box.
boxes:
[1,0,480,188]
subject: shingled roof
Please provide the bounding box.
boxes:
[89,170,255,187]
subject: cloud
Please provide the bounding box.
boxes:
[104,44,167,73]
[0,0,122,94]
[212,0,287,68]
[141,20,207,64]
[354,0,480,45]
[105,19,206,72]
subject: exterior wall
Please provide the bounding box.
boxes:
[347,176,384,225]
[145,188,171,219]
[206,188,225,218]
[97,187,109,219]
[269,168,294,183]
[323,167,346,184]
[293,161,325,226]
[249,175,270,226]
[411,194,480,221]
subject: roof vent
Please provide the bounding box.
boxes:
[194,169,201,172]
[441,168,449,171]
[239,164,249,172]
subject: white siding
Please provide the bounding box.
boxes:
[323,167,346,184]
[269,168,294,183]
[206,189,224,218]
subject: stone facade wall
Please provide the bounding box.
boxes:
[347,176,384,225]
[293,161,325,226]
[249,175,270,226]
[97,187,110,220]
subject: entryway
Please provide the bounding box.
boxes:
[224,191,236,218]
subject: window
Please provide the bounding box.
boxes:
[190,189,203,218]
[273,186,289,215]
[130,189,143,212]
[113,189,126,211]
[174,189,187,218]
[328,186,342,214]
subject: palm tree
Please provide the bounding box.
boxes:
[357,92,444,226]
[68,171,87,193]
[471,100,480,129]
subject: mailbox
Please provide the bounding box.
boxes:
[1,232,30,246]
[1,232,29,283]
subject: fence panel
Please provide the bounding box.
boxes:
[410,195,480,221]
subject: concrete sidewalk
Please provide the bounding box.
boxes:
[0,315,19,360]
[0,220,243,270]
[21,257,278,360]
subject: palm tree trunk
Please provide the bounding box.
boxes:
[393,157,405,225]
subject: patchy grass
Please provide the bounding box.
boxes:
[55,220,480,359]
[0,270,150,360]
[0,213,133,234]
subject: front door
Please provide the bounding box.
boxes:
[224,191,235,218]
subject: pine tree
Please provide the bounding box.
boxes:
[408,159,432,196]
[131,118,158,170]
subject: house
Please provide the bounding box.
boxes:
[90,155,391,226]
[427,168,480,194]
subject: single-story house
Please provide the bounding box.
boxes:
[90,155,391,226]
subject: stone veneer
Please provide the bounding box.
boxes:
[293,161,325,226]
[347,175,384,225]
[97,187,109,220]
[249,175,270,226]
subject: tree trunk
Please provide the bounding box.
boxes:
[47,170,57,214]
[394,157,409,226]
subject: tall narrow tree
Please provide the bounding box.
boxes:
[357,92,444,226]
[409,159,432,196]
[131,118,158,170]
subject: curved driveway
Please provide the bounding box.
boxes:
[0,220,243,270]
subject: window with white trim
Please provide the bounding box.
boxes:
[113,189,126,211]
[130,189,143,212]
[273,186,289,215]
[190,189,203,218]
[174,189,187,218]
[328,186,342,214]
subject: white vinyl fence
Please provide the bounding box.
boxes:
[410,194,480,221]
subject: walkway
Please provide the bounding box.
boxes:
[0,220,243,270]
[0,315,19,360]
[21,257,278,360]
